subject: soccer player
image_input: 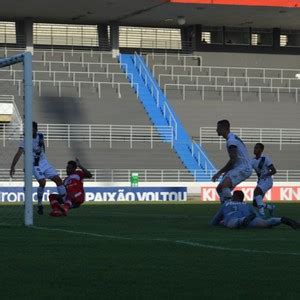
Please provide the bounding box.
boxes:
[251,143,276,217]
[210,190,299,230]
[10,121,66,215]
[210,190,257,228]
[49,158,92,217]
[212,120,252,203]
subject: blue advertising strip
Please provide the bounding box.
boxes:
[0,187,187,202]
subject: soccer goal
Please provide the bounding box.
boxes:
[0,52,33,226]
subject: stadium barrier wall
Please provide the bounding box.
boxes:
[169,0,300,8]
[199,182,300,202]
[0,182,299,202]
[0,183,187,202]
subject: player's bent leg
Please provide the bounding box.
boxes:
[217,177,233,203]
[225,218,241,229]
[63,195,84,215]
[216,185,223,203]
[240,214,257,228]
[44,164,67,201]
[224,216,256,229]
[37,178,46,215]
[62,199,73,215]
[248,217,281,228]
[253,187,266,217]
[51,175,63,186]
[281,217,300,230]
[266,218,282,227]
[253,186,275,217]
[49,194,59,208]
[49,194,65,217]
[248,217,271,228]
[72,197,84,209]
[51,175,67,200]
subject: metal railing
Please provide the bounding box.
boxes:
[132,53,178,141]
[0,94,14,101]
[199,127,300,150]
[0,168,299,182]
[0,69,132,87]
[0,123,173,149]
[0,78,138,99]
[163,102,178,140]
[1,58,130,80]
[0,48,113,63]
[153,64,300,81]
[133,53,161,107]
[29,60,129,74]
[191,141,216,172]
[36,49,112,62]
[145,53,202,68]
[164,83,299,103]
[158,73,300,91]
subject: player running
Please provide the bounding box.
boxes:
[10,121,66,215]
[251,143,276,217]
[49,158,92,217]
[212,120,252,203]
[210,190,299,229]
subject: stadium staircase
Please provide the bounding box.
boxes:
[119,53,215,181]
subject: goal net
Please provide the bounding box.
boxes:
[0,51,33,226]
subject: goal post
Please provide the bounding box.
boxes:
[0,52,33,226]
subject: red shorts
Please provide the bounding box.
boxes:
[66,191,85,208]
[49,192,85,208]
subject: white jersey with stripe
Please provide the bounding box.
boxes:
[251,155,273,180]
[19,132,48,166]
[226,132,251,169]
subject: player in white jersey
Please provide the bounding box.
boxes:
[10,121,66,215]
[212,120,252,203]
[251,143,277,217]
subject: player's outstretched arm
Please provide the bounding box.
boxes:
[10,148,24,177]
[75,157,93,179]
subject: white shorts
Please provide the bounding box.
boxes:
[256,178,273,195]
[222,166,252,188]
[33,161,58,181]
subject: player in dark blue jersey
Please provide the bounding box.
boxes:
[211,191,299,229]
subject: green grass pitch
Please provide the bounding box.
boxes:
[1,202,300,299]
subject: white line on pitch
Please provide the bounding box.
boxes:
[32,226,300,257]
[90,212,211,218]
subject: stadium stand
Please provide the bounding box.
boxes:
[0,48,189,181]
[146,51,300,170]
[1,46,300,179]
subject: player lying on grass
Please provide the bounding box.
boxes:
[10,121,66,215]
[251,143,276,217]
[212,120,252,203]
[49,158,92,217]
[210,190,299,229]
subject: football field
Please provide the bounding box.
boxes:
[1,202,300,299]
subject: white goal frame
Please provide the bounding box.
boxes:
[0,52,33,226]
